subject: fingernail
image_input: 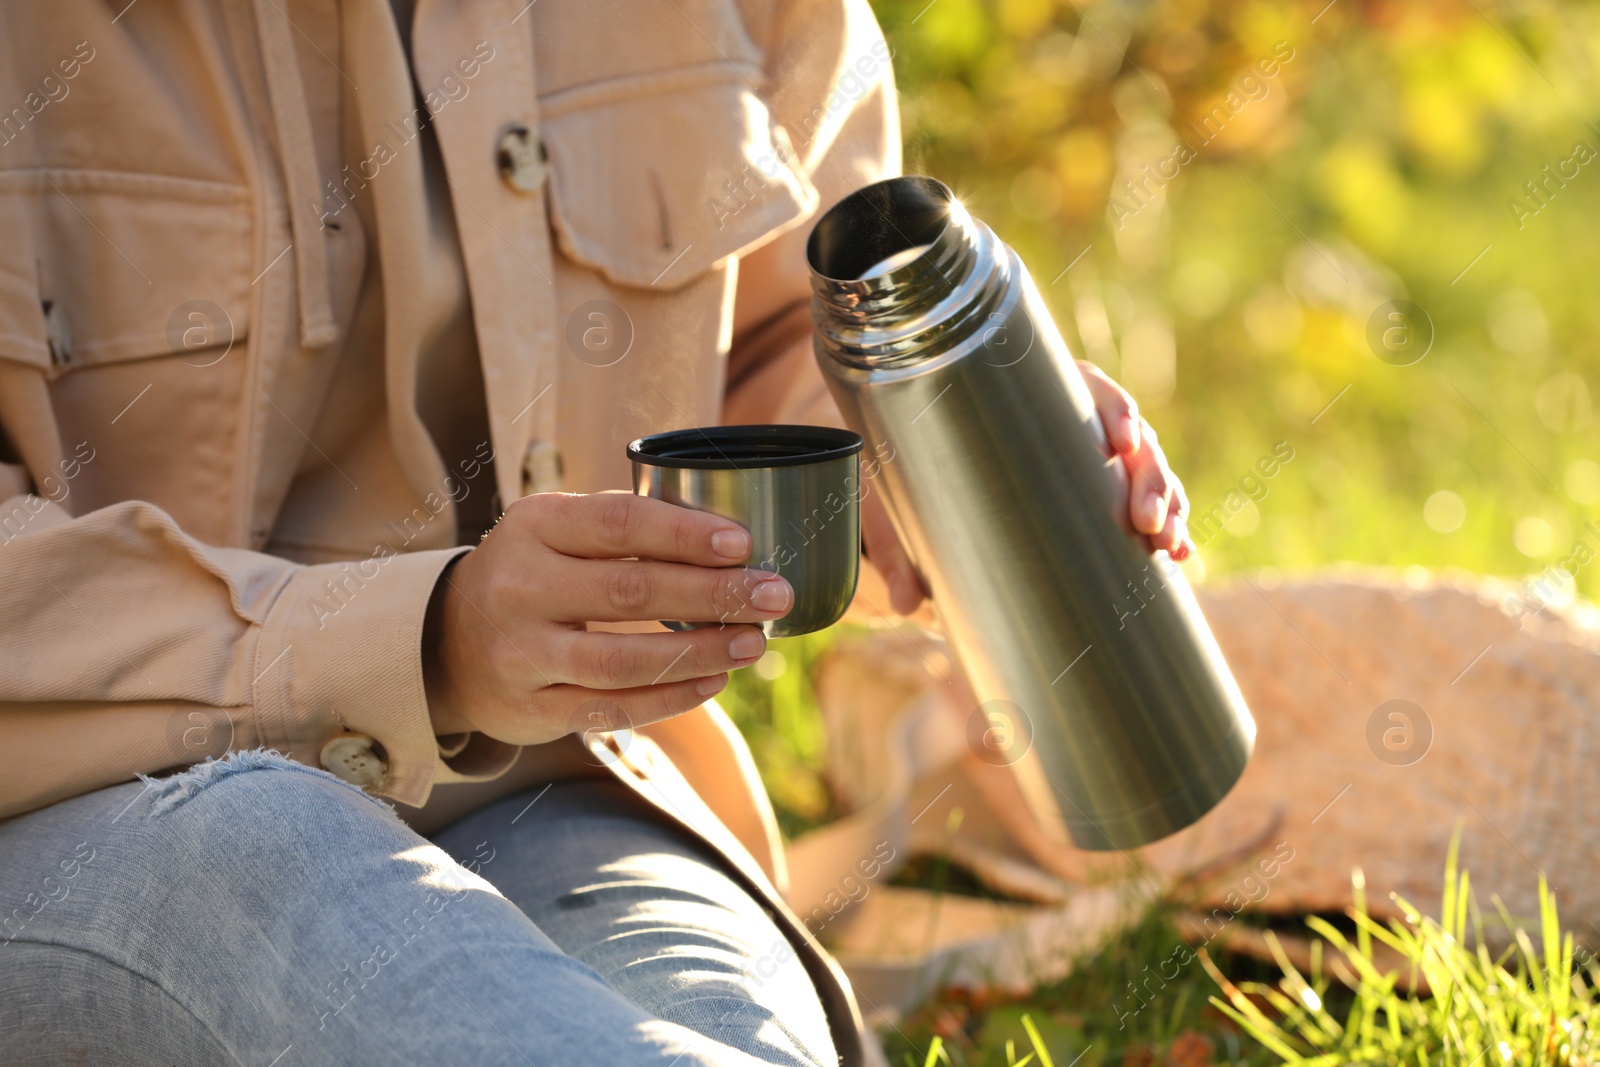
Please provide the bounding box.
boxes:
[729,629,765,661]
[1144,489,1166,531]
[696,673,728,697]
[750,576,792,613]
[1122,414,1140,452]
[712,527,750,560]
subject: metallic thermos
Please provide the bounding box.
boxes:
[806,176,1255,851]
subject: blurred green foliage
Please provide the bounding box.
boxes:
[720,630,840,837]
[868,0,1600,605]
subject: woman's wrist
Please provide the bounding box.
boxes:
[423,555,473,737]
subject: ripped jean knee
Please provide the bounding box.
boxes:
[137,745,399,821]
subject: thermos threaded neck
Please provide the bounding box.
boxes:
[806,177,1009,371]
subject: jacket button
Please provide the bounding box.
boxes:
[319,731,387,788]
[43,301,72,367]
[521,439,564,495]
[496,124,547,194]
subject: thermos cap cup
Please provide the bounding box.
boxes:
[628,425,863,639]
[627,424,861,469]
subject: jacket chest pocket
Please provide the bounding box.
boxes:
[0,169,253,376]
[0,169,255,541]
[539,63,819,291]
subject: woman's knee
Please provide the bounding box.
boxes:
[124,748,497,928]
[0,749,528,1061]
[138,746,404,836]
[2,749,496,969]
[1,749,411,935]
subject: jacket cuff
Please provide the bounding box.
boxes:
[253,544,510,808]
[435,731,523,784]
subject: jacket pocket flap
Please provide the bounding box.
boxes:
[541,64,818,291]
[0,170,252,374]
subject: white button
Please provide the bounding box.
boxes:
[521,439,564,495]
[319,731,387,788]
[496,125,547,194]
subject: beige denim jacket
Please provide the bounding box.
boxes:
[0,0,899,1059]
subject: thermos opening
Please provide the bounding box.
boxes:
[806,176,954,281]
[627,425,863,470]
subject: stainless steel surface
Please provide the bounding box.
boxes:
[807,176,1255,850]
[630,426,862,639]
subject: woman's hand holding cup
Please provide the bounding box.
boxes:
[423,491,791,745]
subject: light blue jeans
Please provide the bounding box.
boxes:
[0,749,837,1066]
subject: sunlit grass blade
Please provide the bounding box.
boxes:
[1205,846,1600,1067]
[1019,1014,1056,1067]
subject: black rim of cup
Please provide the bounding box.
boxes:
[627,424,863,471]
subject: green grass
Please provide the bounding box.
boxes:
[909,1013,1090,1067]
[876,903,1287,1066]
[862,824,1600,1066]
[1207,832,1600,1065]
